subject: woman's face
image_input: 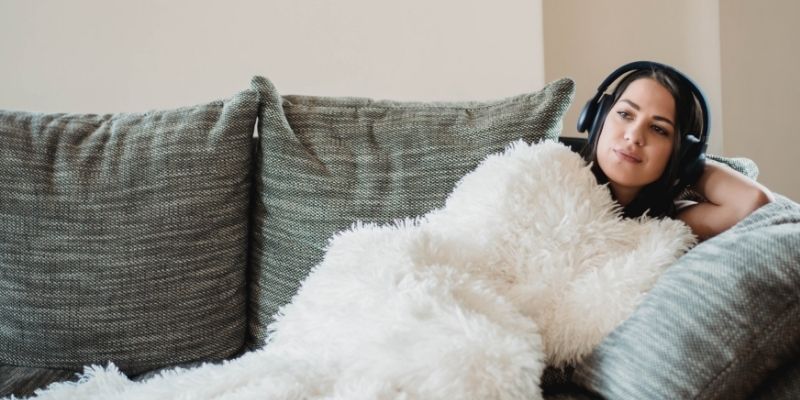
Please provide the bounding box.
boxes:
[596,77,676,204]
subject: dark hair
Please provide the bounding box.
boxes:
[581,67,703,219]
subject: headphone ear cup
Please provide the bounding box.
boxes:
[678,134,706,188]
[577,98,597,133]
[587,94,614,144]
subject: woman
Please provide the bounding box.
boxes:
[580,62,773,240]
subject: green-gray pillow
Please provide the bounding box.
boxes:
[708,153,759,179]
[750,358,800,400]
[573,194,800,399]
[248,75,575,347]
[0,91,258,397]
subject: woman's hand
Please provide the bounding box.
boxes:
[677,160,774,240]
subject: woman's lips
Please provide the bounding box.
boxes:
[614,149,642,163]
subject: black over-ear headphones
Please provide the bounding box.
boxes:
[577,61,710,189]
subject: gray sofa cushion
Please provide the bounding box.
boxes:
[0,366,76,398]
[0,91,258,397]
[707,154,759,180]
[750,358,800,399]
[573,194,800,399]
[248,75,575,347]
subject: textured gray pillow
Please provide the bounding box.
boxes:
[0,91,258,397]
[750,358,800,399]
[248,75,575,347]
[573,194,800,399]
[707,154,759,180]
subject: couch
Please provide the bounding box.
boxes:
[1,75,798,399]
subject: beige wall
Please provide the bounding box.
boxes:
[0,0,544,113]
[720,0,800,201]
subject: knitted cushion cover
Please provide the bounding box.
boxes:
[248,75,575,347]
[707,154,759,180]
[0,91,258,397]
[573,195,800,399]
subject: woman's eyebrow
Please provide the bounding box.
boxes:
[619,99,675,127]
[620,99,640,110]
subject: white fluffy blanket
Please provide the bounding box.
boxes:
[19,140,695,400]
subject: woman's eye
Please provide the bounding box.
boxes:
[651,125,668,136]
[616,111,631,119]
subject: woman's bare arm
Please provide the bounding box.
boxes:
[677,160,774,241]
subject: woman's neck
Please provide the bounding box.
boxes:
[610,183,640,206]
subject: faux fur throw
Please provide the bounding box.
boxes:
[17,140,696,400]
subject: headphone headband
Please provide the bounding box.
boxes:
[582,61,710,144]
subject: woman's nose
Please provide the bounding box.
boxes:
[624,123,645,146]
